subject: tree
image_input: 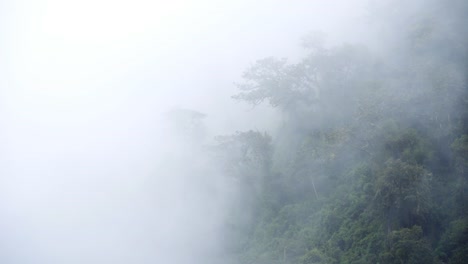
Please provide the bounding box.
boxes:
[213,130,272,182]
[381,226,435,264]
[164,108,207,143]
[374,159,432,230]
[233,44,376,131]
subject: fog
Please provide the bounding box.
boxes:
[0,0,415,263]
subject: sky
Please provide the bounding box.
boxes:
[0,0,368,263]
[2,0,368,128]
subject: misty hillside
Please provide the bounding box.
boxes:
[1,0,467,263]
[215,1,468,263]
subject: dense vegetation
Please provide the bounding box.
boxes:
[213,1,468,263]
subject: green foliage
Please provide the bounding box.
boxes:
[221,1,468,263]
[452,135,468,158]
[213,130,272,181]
[381,226,435,264]
[374,159,432,229]
[233,43,377,132]
[436,219,468,263]
[451,135,468,216]
[300,248,331,264]
[383,129,432,165]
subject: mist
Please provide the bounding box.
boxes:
[0,0,367,263]
[2,0,467,263]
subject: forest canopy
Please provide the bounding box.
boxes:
[215,0,468,263]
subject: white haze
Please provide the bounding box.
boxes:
[0,0,367,263]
